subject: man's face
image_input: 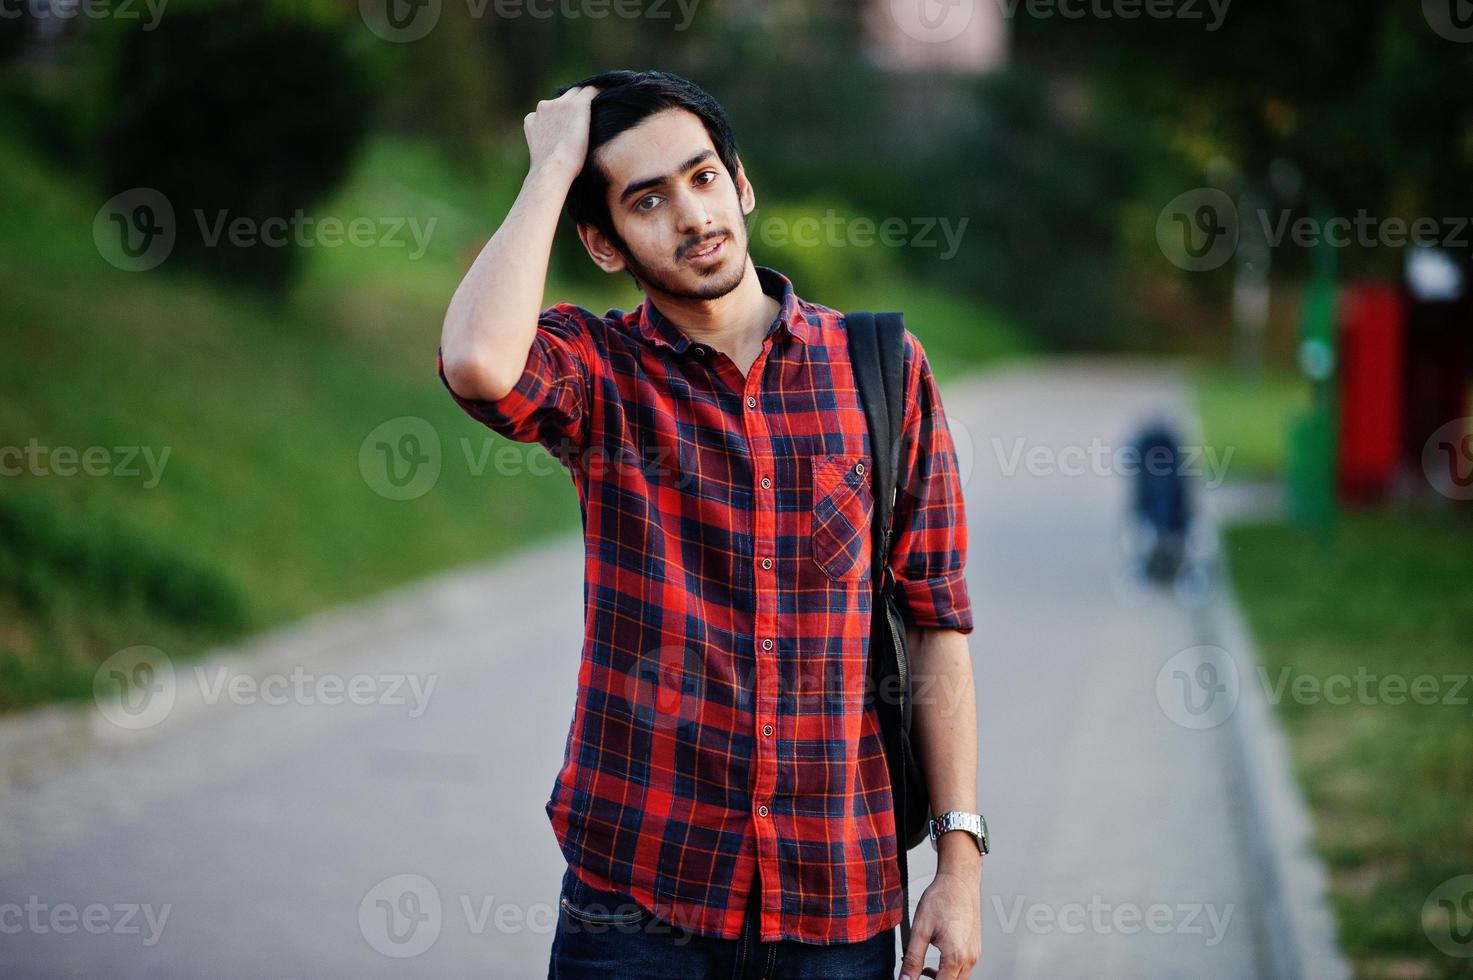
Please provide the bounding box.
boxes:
[587,107,752,301]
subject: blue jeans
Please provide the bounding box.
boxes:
[547,864,896,979]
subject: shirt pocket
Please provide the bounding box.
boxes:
[809,453,874,582]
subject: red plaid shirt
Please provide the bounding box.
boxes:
[437,265,973,945]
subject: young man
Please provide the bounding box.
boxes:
[438,70,983,980]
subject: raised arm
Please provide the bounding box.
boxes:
[439,84,599,402]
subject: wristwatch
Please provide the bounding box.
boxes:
[928,811,990,855]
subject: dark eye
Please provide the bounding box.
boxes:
[695,170,718,185]
[635,195,660,213]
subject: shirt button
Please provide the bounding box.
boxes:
[693,346,706,356]
[761,638,774,651]
[856,462,865,475]
[746,395,757,409]
[760,477,771,489]
[762,724,773,737]
[761,557,773,570]
[757,804,769,817]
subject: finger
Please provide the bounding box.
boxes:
[898,923,932,980]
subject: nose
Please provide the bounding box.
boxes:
[672,186,713,237]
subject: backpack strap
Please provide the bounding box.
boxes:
[846,311,908,571]
[845,309,915,951]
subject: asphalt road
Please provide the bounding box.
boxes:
[0,361,1266,978]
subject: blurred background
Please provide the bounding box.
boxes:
[1,1,1471,978]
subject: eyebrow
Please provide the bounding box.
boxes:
[617,149,717,206]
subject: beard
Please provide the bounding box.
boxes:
[621,225,747,302]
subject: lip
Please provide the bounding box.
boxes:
[686,236,726,266]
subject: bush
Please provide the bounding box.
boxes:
[98,1,373,293]
[0,493,248,630]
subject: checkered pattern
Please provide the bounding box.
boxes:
[437,265,973,945]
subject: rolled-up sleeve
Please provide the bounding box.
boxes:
[886,334,974,634]
[436,303,593,456]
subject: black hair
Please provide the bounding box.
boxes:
[553,70,741,266]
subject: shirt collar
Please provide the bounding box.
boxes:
[635,265,814,354]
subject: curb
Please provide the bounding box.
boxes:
[1196,579,1352,980]
[0,547,554,793]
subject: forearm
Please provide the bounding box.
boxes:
[906,625,982,875]
[440,163,574,399]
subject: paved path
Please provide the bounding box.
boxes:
[0,361,1267,978]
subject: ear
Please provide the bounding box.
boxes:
[577,221,627,275]
[734,155,756,217]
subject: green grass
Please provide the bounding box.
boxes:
[1224,513,1473,979]
[1192,363,1311,480]
[0,126,1024,713]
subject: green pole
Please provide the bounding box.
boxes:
[1286,203,1339,534]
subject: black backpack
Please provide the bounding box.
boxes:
[845,310,931,952]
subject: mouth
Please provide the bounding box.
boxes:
[686,236,727,266]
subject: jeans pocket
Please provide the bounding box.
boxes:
[809,453,873,582]
[559,868,648,927]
